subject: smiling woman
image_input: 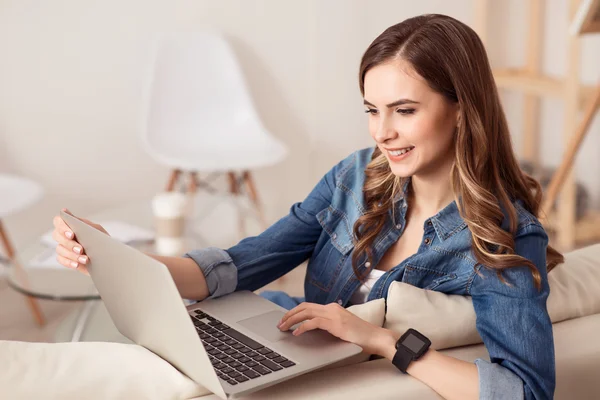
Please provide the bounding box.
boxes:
[53,13,559,400]
[361,61,457,180]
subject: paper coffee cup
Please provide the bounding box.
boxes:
[152,192,187,255]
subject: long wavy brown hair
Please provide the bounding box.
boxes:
[352,14,563,291]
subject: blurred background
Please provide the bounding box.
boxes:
[0,0,598,343]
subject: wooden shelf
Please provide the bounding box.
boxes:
[493,68,595,109]
[477,0,600,251]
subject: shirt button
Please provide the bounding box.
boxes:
[337,299,343,305]
[424,238,431,245]
[332,233,337,240]
[365,262,371,268]
[427,221,432,226]
[395,224,402,230]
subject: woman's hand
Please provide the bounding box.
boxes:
[52,208,109,275]
[277,302,395,356]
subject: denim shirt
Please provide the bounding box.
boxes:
[185,148,555,400]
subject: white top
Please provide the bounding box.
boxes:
[349,268,387,305]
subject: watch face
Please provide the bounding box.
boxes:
[397,328,431,358]
[402,333,425,354]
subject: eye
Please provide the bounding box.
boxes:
[396,108,415,115]
[364,108,378,115]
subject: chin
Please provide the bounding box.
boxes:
[389,164,415,178]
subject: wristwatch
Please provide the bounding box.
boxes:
[392,328,431,373]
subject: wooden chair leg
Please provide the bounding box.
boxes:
[0,220,45,326]
[166,169,182,192]
[228,172,246,239]
[242,171,268,230]
[183,171,199,218]
[0,220,16,260]
[188,171,198,194]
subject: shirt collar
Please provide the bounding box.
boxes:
[430,200,467,240]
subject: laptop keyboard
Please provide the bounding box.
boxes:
[190,310,297,386]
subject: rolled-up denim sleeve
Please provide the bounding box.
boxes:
[469,223,555,400]
[183,247,237,299]
[183,152,358,298]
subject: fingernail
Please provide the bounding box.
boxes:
[73,247,81,254]
[70,261,78,268]
[65,231,73,239]
[293,329,299,336]
[78,256,87,264]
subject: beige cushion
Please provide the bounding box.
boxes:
[0,341,209,400]
[546,243,600,322]
[382,243,600,350]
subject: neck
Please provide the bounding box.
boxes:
[408,162,455,217]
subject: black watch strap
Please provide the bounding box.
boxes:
[392,344,413,374]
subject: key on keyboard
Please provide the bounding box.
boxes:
[190,310,297,385]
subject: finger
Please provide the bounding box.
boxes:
[280,302,326,326]
[279,309,313,331]
[279,303,309,326]
[56,254,79,269]
[294,317,332,336]
[53,215,75,241]
[52,230,85,256]
[279,307,330,331]
[56,244,88,265]
[57,252,90,275]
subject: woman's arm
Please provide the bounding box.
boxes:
[146,254,210,301]
[376,331,479,400]
[467,224,554,400]
[278,303,479,400]
[184,152,360,299]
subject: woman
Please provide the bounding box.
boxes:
[53,14,561,400]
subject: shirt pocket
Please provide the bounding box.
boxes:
[403,263,458,292]
[308,206,354,292]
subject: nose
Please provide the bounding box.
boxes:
[373,116,397,143]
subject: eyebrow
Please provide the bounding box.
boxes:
[363,98,420,108]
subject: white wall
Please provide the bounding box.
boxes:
[0,0,598,248]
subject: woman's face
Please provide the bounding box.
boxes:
[363,59,459,178]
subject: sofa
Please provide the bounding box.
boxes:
[1,243,599,399]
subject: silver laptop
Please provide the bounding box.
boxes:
[61,211,362,399]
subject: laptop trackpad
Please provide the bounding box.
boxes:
[237,310,298,343]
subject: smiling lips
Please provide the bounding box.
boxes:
[387,146,415,157]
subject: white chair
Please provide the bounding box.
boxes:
[141,31,288,229]
[0,173,45,326]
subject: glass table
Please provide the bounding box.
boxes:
[7,199,209,342]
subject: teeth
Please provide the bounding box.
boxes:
[389,147,413,156]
